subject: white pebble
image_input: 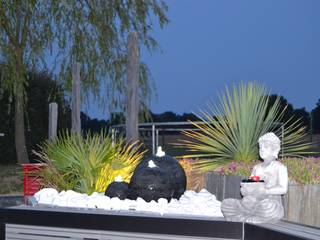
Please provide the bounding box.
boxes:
[157,198,168,205]
[33,188,223,217]
[34,188,59,204]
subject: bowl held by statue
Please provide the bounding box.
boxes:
[240,182,266,197]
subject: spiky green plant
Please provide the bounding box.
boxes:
[33,131,145,194]
[179,82,313,171]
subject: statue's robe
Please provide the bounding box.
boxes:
[221,161,288,223]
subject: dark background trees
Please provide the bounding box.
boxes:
[1,78,319,165]
[0,71,111,164]
[0,1,168,163]
[0,72,69,164]
[267,95,310,131]
[311,99,320,134]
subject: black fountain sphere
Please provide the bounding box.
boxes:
[129,165,174,202]
[129,147,187,201]
[104,181,130,200]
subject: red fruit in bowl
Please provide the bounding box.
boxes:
[250,176,260,182]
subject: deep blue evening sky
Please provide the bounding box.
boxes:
[87,0,320,120]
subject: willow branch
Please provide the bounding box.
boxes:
[0,5,16,46]
[20,5,33,49]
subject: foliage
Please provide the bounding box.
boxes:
[311,99,320,134]
[81,113,109,134]
[0,1,55,94]
[282,157,320,184]
[217,158,320,185]
[0,71,69,164]
[178,158,205,191]
[216,161,255,178]
[178,158,194,173]
[268,95,310,132]
[150,111,200,122]
[0,1,55,163]
[0,0,168,163]
[51,0,169,113]
[33,131,145,194]
[179,82,313,171]
[95,141,145,193]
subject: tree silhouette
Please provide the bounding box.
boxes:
[0,1,168,163]
[0,72,69,164]
[311,99,320,134]
[267,94,310,130]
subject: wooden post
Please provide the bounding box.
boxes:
[48,102,58,140]
[126,32,139,143]
[72,62,81,134]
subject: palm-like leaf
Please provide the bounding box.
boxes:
[179,82,313,171]
[33,131,145,194]
[94,140,146,192]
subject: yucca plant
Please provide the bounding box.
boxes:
[179,82,313,171]
[33,131,145,194]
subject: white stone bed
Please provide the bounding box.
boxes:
[34,188,223,218]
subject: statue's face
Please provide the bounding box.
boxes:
[259,141,277,163]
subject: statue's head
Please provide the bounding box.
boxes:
[258,132,281,163]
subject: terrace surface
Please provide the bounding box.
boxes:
[1,205,319,240]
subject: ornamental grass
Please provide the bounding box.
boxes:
[178,82,313,171]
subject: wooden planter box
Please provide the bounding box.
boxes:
[205,172,243,201]
[204,173,320,227]
[283,184,320,227]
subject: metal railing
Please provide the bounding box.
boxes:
[111,121,285,156]
[111,121,202,154]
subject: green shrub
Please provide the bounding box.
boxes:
[179,82,313,171]
[218,157,320,184]
[33,131,145,194]
[282,157,320,184]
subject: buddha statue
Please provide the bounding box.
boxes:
[221,132,288,223]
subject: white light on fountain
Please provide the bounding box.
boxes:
[148,160,157,168]
[156,146,165,157]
